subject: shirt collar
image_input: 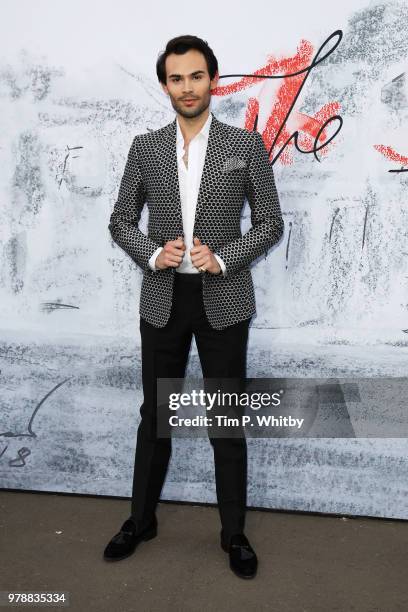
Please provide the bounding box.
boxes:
[176,112,212,144]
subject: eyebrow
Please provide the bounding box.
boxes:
[168,70,206,78]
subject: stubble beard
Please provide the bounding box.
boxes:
[170,90,211,120]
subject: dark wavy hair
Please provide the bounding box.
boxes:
[156,35,218,84]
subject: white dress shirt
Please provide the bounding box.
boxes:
[148,113,226,276]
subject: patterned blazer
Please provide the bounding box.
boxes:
[108,111,284,330]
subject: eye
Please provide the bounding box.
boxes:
[193,75,202,80]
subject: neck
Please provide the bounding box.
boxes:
[177,107,210,143]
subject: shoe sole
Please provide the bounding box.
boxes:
[103,526,157,562]
[229,564,257,579]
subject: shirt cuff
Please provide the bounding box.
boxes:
[214,254,227,277]
[149,247,163,272]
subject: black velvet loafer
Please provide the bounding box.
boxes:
[221,532,258,579]
[103,516,157,561]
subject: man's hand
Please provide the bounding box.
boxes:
[155,236,186,270]
[190,237,221,274]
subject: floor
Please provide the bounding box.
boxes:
[1,490,407,611]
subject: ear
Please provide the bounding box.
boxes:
[210,70,219,92]
[161,82,169,96]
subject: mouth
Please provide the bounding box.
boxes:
[182,98,198,105]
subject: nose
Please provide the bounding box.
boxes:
[182,79,194,93]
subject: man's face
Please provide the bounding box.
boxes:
[161,48,219,119]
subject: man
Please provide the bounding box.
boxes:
[104,35,284,579]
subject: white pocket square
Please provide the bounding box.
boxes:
[222,157,247,173]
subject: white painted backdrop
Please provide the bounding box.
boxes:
[1,0,407,519]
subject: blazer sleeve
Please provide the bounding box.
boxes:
[108,136,161,272]
[214,130,284,277]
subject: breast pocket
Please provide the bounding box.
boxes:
[218,167,247,197]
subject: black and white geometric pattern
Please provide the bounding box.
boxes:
[108,112,284,329]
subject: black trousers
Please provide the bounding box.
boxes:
[130,271,251,542]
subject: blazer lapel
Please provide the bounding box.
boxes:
[154,117,183,231]
[193,114,233,234]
